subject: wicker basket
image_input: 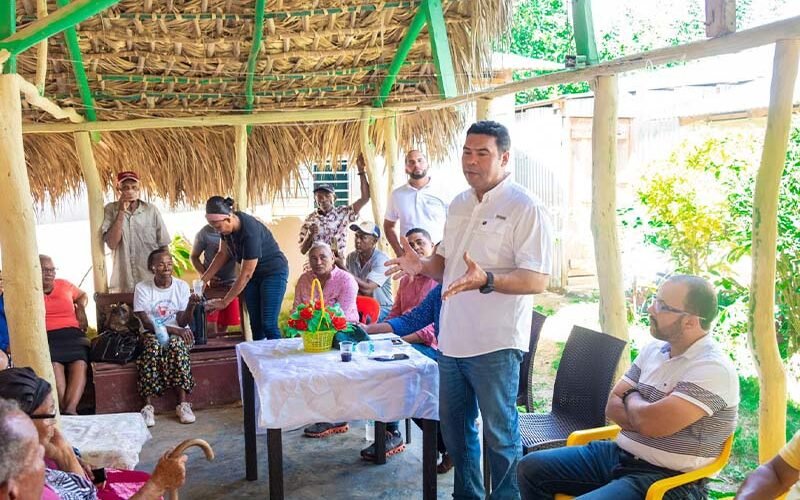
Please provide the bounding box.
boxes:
[299,278,336,353]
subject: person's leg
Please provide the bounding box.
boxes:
[439,354,484,500]
[165,336,196,424]
[62,360,88,414]
[51,362,66,408]
[241,277,264,340]
[517,441,622,499]
[258,272,288,340]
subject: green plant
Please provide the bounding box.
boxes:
[168,234,193,278]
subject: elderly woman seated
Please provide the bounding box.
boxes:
[0,367,188,499]
[133,247,201,427]
[40,255,90,415]
[293,242,359,322]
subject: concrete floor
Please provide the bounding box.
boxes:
[138,404,456,499]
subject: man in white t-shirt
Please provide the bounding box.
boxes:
[386,121,553,499]
[384,150,449,255]
[518,275,739,499]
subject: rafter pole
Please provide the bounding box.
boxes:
[705,0,736,38]
[373,4,427,107]
[422,0,456,98]
[74,131,108,293]
[571,0,599,65]
[0,0,121,55]
[0,0,16,74]
[35,0,48,92]
[55,0,98,128]
[244,0,266,120]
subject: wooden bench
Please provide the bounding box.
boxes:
[91,291,244,414]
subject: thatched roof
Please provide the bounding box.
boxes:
[15,0,511,206]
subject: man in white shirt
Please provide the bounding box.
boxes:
[517,275,739,499]
[386,121,553,499]
[384,150,449,255]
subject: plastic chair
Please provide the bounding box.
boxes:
[356,295,381,324]
[553,425,734,500]
[519,325,626,453]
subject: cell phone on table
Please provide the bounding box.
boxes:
[390,338,403,346]
[371,353,410,362]
[91,468,106,485]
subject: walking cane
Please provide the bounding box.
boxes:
[166,438,215,500]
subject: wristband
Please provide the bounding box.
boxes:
[621,388,639,404]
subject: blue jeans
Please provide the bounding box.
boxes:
[242,272,288,341]
[517,440,707,500]
[440,349,524,500]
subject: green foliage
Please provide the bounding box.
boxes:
[168,234,193,278]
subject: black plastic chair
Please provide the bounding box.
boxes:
[519,325,627,454]
[483,310,547,495]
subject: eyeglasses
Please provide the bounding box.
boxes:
[647,297,707,320]
[41,267,57,274]
[30,412,57,420]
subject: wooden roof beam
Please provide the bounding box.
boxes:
[244,0,266,116]
[373,2,427,107]
[16,74,83,122]
[571,0,599,65]
[424,0,456,98]
[706,0,736,38]
[0,0,121,55]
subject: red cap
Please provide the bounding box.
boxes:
[116,171,139,186]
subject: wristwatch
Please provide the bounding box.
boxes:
[479,272,495,294]
[621,388,639,404]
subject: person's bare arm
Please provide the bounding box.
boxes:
[176,294,201,327]
[350,155,371,214]
[624,392,708,438]
[385,237,445,282]
[104,202,128,250]
[737,455,800,499]
[136,311,155,334]
[353,276,379,295]
[73,289,89,331]
[605,379,636,430]
[442,253,548,300]
[362,322,394,334]
[130,449,188,500]
[384,219,402,256]
[190,246,206,275]
[299,224,319,255]
[200,240,231,284]
[207,259,258,312]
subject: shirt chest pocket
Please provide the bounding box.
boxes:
[468,219,510,267]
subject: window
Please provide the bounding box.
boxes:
[312,160,350,206]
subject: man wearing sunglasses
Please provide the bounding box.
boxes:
[518,274,739,499]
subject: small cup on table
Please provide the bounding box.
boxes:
[339,341,354,362]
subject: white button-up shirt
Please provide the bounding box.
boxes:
[385,177,450,244]
[436,174,553,358]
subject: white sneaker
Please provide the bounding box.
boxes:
[141,404,155,427]
[176,402,196,424]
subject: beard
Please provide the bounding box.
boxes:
[409,169,428,180]
[650,315,682,343]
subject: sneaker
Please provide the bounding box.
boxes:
[437,453,454,474]
[360,430,406,461]
[303,422,348,438]
[141,404,155,428]
[176,402,196,424]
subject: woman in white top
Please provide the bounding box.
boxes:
[133,247,201,427]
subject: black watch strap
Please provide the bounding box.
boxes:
[479,271,495,294]
[621,388,639,404]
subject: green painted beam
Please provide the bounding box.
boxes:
[0,0,15,73]
[373,3,428,107]
[244,0,267,116]
[422,0,456,98]
[55,0,97,125]
[0,0,121,55]
[571,0,599,65]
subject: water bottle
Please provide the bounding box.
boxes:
[151,315,169,346]
[355,340,375,356]
[365,420,375,441]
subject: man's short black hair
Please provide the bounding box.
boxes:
[147,247,171,270]
[671,274,718,330]
[405,227,432,241]
[467,120,511,154]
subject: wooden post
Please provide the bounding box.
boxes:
[750,39,799,463]
[705,0,736,38]
[384,115,398,204]
[359,109,389,253]
[0,74,58,393]
[74,131,108,293]
[590,75,629,379]
[233,124,249,210]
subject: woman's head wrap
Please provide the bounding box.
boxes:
[205,196,235,221]
[0,367,52,415]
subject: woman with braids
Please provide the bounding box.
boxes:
[202,196,289,341]
[133,247,201,427]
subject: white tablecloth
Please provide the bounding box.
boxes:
[60,413,151,469]
[236,335,439,430]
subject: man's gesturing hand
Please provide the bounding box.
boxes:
[385,237,422,280]
[442,253,487,301]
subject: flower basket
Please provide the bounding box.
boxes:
[285,278,349,353]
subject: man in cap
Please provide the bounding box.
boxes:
[345,221,393,321]
[102,171,171,293]
[298,155,371,261]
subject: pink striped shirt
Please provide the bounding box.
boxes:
[293,267,359,322]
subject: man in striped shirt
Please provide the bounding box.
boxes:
[518,275,739,499]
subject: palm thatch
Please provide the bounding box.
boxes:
[15,0,510,205]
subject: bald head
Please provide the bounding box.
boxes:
[0,398,45,499]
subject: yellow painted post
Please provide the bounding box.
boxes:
[74,131,108,293]
[359,109,390,254]
[750,40,799,463]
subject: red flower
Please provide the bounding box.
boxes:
[314,300,323,310]
[295,319,308,331]
[332,317,347,331]
[287,319,296,328]
[299,307,314,320]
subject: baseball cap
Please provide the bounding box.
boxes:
[313,183,335,194]
[116,171,140,186]
[349,221,381,238]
